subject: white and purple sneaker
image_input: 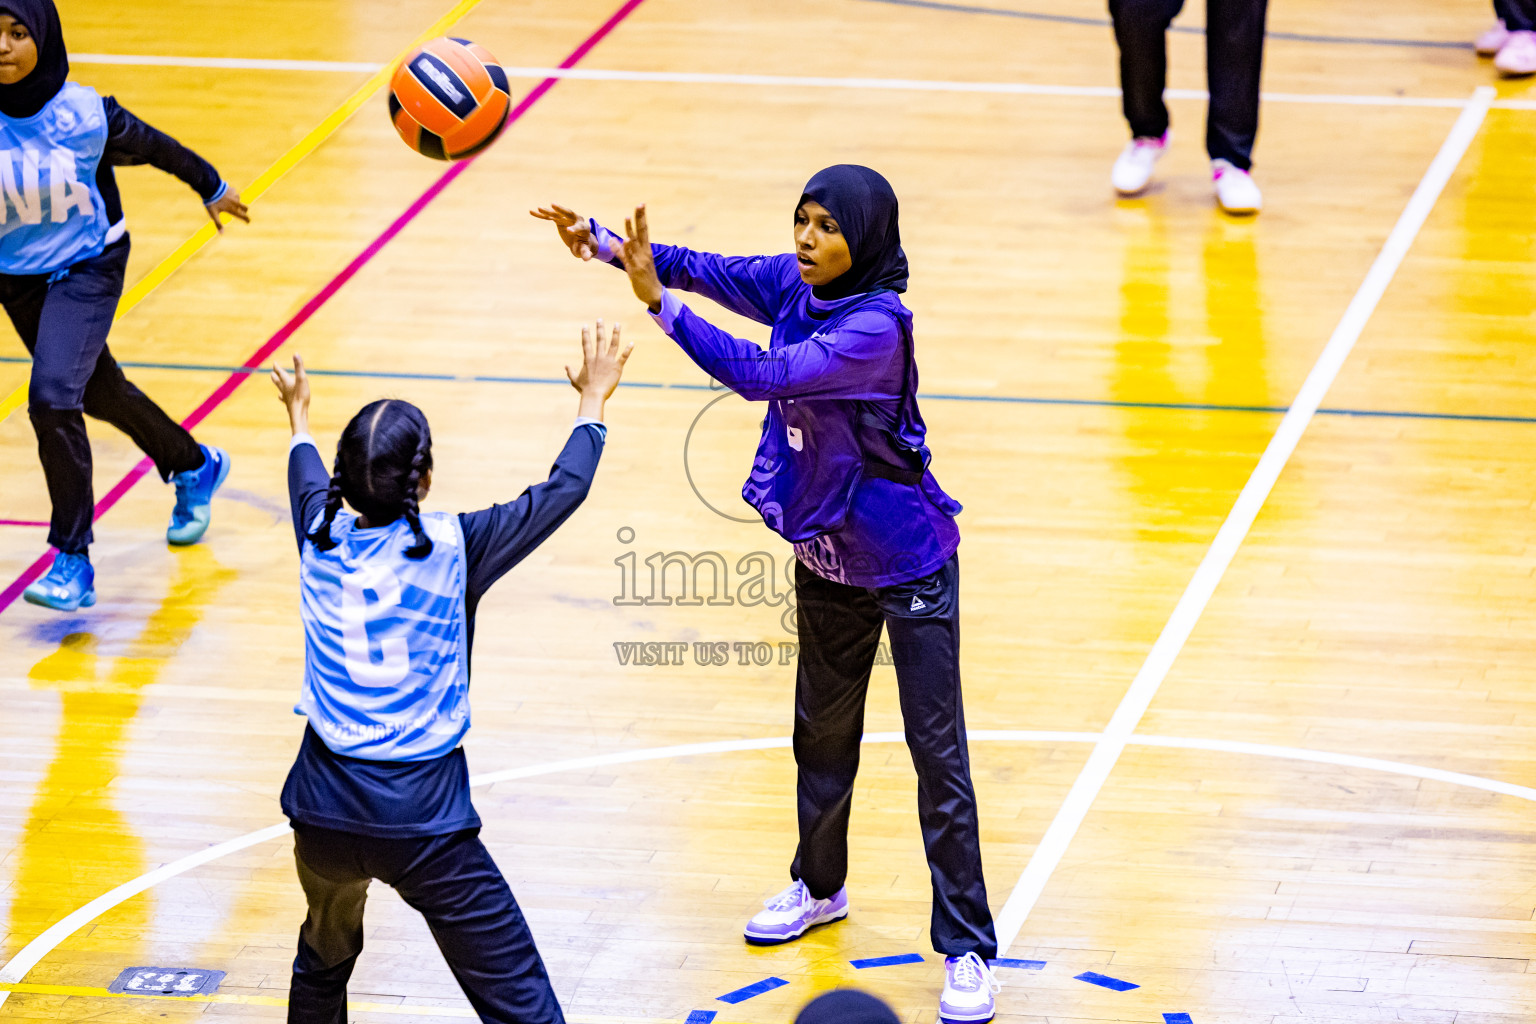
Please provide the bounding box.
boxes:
[938,952,1001,1023]
[743,880,848,945]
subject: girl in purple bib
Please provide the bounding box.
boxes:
[534,166,1003,1022]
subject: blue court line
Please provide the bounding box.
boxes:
[8,356,1535,427]
[686,1012,718,1024]
[1164,1014,1194,1024]
[1075,970,1140,991]
[716,977,788,1004]
[991,957,1047,970]
[851,953,926,968]
[855,0,1472,50]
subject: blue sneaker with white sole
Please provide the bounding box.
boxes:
[167,444,230,546]
[23,551,95,612]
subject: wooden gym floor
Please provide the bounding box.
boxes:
[2,0,1536,1020]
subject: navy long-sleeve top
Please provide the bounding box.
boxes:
[280,422,606,838]
[100,97,226,224]
[592,224,960,588]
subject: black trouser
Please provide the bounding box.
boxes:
[1,237,202,554]
[790,554,996,958]
[289,825,565,1024]
[1497,0,1536,32]
[1109,0,1269,169]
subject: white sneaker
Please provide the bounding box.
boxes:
[1495,30,1536,76]
[1477,18,1511,55]
[743,880,848,945]
[1212,158,1262,214]
[938,952,1001,1023]
[1111,132,1168,196]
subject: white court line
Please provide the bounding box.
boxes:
[992,85,1498,957]
[73,53,384,72]
[3,723,1534,1009]
[68,54,1536,110]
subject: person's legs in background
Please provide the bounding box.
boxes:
[1108,0,1185,195]
[1205,0,1268,213]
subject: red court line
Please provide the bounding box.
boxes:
[0,0,648,615]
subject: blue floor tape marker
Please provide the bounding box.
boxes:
[991,958,1047,970]
[717,977,789,1004]
[686,1012,718,1023]
[1075,971,1140,992]
[1163,1015,1193,1024]
[851,953,926,968]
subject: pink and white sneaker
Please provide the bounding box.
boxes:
[1112,131,1169,196]
[743,881,848,945]
[1477,18,1511,55]
[939,952,1001,1023]
[1495,30,1536,76]
[1212,158,1262,214]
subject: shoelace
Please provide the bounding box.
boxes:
[172,464,204,518]
[763,882,809,912]
[950,952,1002,994]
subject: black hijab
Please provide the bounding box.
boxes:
[794,990,901,1024]
[0,0,66,119]
[798,164,908,301]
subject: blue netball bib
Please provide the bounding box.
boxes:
[0,83,111,275]
[298,510,472,762]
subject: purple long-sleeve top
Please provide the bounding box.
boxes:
[593,222,960,588]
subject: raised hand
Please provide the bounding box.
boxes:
[270,354,311,435]
[617,204,664,312]
[530,203,598,260]
[566,319,634,421]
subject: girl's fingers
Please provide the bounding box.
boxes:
[609,322,622,354]
[618,340,635,364]
[635,204,649,245]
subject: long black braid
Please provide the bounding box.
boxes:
[400,432,433,559]
[307,452,347,552]
[306,399,435,559]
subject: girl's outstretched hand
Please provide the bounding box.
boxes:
[530,204,598,260]
[270,354,311,435]
[618,204,664,312]
[206,190,251,233]
[566,319,634,421]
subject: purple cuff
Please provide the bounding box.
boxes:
[648,288,683,334]
[591,221,622,262]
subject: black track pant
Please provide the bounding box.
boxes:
[1,237,202,554]
[790,554,996,958]
[1109,0,1269,169]
[1497,0,1536,32]
[289,825,565,1024]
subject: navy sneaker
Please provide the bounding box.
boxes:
[23,551,96,612]
[167,444,230,546]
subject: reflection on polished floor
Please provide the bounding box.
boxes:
[3,0,1536,1021]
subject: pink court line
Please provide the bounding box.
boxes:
[0,520,48,528]
[0,0,649,616]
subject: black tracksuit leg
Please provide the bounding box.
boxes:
[1,237,202,553]
[1109,0,1269,169]
[791,555,997,958]
[1497,0,1536,32]
[289,826,565,1024]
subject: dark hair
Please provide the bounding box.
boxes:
[309,399,434,558]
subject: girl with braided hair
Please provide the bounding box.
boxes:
[268,320,631,1024]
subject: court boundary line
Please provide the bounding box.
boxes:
[0,0,651,617]
[6,356,1536,428]
[62,58,1536,110]
[3,728,1533,1007]
[991,85,1498,955]
[0,0,504,428]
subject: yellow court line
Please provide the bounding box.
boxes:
[0,982,735,1022]
[0,0,489,425]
